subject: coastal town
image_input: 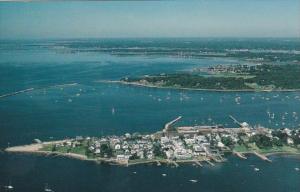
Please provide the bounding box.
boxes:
[6,116,300,166]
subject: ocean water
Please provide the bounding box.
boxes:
[0,40,299,192]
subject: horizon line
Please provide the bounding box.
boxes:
[1,36,300,41]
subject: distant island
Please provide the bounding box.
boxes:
[118,64,300,91]
[5,117,300,166]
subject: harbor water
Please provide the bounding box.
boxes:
[0,40,299,191]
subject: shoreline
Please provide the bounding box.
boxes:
[96,80,300,93]
[5,142,300,166]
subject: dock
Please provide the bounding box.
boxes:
[194,160,203,167]
[163,116,182,132]
[156,160,161,166]
[0,88,34,99]
[0,83,78,99]
[208,154,224,163]
[233,151,247,160]
[168,160,179,167]
[172,161,179,167]
[253,151,272,162]
[205,159,215,166]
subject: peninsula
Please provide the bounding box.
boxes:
[5,117,300,166]
[119,64,300,91]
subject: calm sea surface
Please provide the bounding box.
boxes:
[0,40,299,192]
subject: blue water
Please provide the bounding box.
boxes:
[0,40,300,191]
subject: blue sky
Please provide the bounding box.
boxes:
[0,0,299,39]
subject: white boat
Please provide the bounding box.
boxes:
[271,113,275,119]
[254,168,260,171]
[44,183,54,192]
[189,179,198,183]
[4,185,14,190]
[112,107,115,115]
[4,181,14,191]
[235,96,241,104]
[162,173,167,177]
[295,167,299,171]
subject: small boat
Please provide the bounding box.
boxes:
[268,120,271,124]
[295,167,299,171]
[271,113,275,119]
[4,185,14,191]
[162,173,167,177]
[44,183,54,192]
[189,179,198,183]
[235,96,241,103]
[4,181,14,191]
[254,168,260,171]
[111,107,115,115]
[133,171,137,174]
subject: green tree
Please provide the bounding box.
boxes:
[100,144,113,157]
[129,153,139,160]
[221,136,235,147]
[51,145,56,152]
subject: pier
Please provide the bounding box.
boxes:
[205,159,215,166]
[253,151,272,162]
[163,116,182,132]
[156,160,161,166]
[233,151,247,160]
[172,161,179,167]
[0,88,34,99]
[167,160,179,167]
[194,160,203,167]
[0,83,78,99]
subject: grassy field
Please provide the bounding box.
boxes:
[245,83,276,90]
[207,73,256,79]
[69,146,87,155]
[233,143,300,154]
[40,144,53,151]
[40,144,87,155]
[233,145,250,153]
[258,146,300,154]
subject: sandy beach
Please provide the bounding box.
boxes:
[5,140,88,161]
